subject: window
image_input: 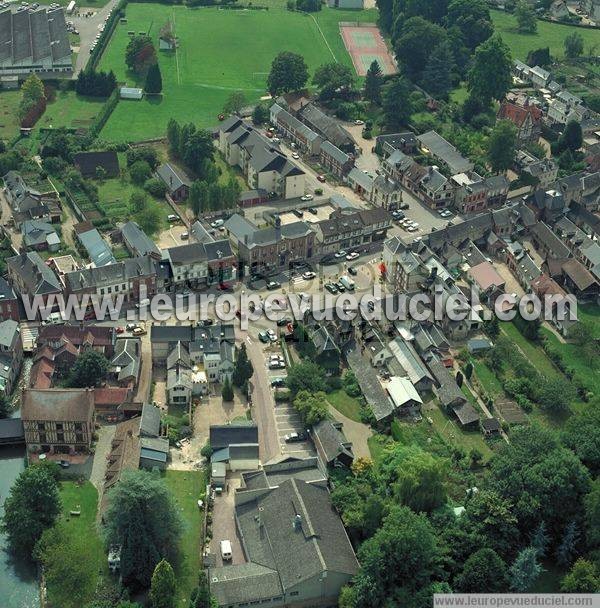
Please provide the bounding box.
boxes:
[289,592,299,597]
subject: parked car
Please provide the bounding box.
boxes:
[132,327,147,336]
[347,266,358,276]
[168,214,178,222]
[115,326,124,334]
[336,282,346,293]
[301,194,313,202]
[292,152,300,159]
[258,331,270,343]
[399,203,410,210]
[334,250,347,259]
[324,282,339,294]
[317,174,326,182]
[268,359,286,370]
[277,317,293,327]
[267,329,277,342]
[210,219,224,228]
[266,280,281,290]
[354,119,365,125]
[302,271,316,280]
[284,431,307,443]
[346,251,359,261]
[271,378,286,388]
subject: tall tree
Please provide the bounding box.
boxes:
[564,31,584,58]
[252,104,269,125]
[584,478,600,548]
[1,464,61,558]
[221,376,234,402]
[125,35,157,73]
[267,52,309,96]
[487,120,517,173]
[468,34,513,104]
[189,180,210,216]
[353,507,442,608]
[150,559,176,608]
[555,521,580,568]
[515,1,537,33]
[293,390,329,426]
[446,0,493,50]
[421,40,455,99]
[561,559,600,593]
[455,548,509,592]
[285,361,327,396]
[67,349,110,388]
[190,572,218,608]
[167,119,181,157]
[381,76,412,131]
[183,130,214,174]
[105,470,182,590]
[145,63,163,95]
[312,63,355,100]
[232,343,254,388]
[364,60,383,105]
[223,91,246,115]
[394,17,447,82]
[557,120,583,153]
[509,547,543,591]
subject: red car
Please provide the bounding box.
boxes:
[115,326,125,334]
[317,174,326,183]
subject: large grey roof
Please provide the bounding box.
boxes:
[0,6,71,69]
[230,479,359,593]
[7,251,62,295]
[225,214,312,248]
[210,563,282,605]
[0,319,18,348]
[300,103,355,149]
[121,221,161,258]
[210,423,258,450]
[65,256,156,291]
[156,163,191,193]
[111,338,140,382]
[78,228,116,267]
[140,403,161,437]
[417,130,473,174]
[272,103,321,143]
[312,420,353,464]
[320,140,350,165]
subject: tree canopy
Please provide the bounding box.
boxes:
[67,348,110,388]
[1,464,61,558]
[468,34,513,104]
[267,52,309,96]
[312,63,355,100]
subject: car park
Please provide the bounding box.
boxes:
[324,282,338,294]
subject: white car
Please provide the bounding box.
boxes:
[334,250,347,259]
[292,152,299,159]
[407,226,418,232]
[211,219,224,228]
[354,119,365,125]
[302,271,316,280]
[267,329,277,341]
[346,251,359,261]
[300,194,313,202]
[411,222,420,229]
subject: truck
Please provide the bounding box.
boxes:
[339,275,355,291]
[66,0,76,14]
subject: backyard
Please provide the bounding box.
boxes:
[491,9,600,60]
[164,469,207,605]
[98,3,376,141]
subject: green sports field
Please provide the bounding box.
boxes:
[491,9,600,60]
[98,3,377,142]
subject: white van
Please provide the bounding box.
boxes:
[339,275,355,291]
[135,298,150,309]
[220,540,232,561]
[42,312,65,325]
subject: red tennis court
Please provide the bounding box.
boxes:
[340,23,397,76]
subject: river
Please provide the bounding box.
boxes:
[0,445,40,608]
[0,357,39,607]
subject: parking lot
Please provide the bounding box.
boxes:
[273,402,314,456]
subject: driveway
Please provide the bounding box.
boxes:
[328,407,372,459]
[72,0,121,75]
[344,124,380,173]
[209,474,245,567]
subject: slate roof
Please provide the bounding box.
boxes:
[22,220,58,248]
[156,163,191,193]
[7,251,62,295]
[562,258,597,291]
[73,151,119,178]
[167,341,190,370]
[121,221,161,258]
[300,103,356,149]
[0,417,24,440]
[65,256,156,291]
[0,319,19,348]
[111,338,141,382]
[530,222,571,259]
[210,423,258,450]
[225,214,312,248]
[320,140,351,164]
[140,403,161,437]
[312,420,353,464]
[417,130,473,174]
[271,103,321,143]
[211,478,359,604]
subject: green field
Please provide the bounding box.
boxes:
[327,389,363,422]
[99,3,376,142]
[40,90,106,131]
[164,469,207,605]
[491,9,600,60]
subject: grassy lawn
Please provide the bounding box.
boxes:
[367,433,393,463]
[500,322,560,380]
[450,84,469,104]
[426,404,494,463]
[491,9,600,60]
[99,3,375,141]
[164,469,207,605]
[39,90,106,131]
[472,358,504,400]
[0,90,21,141]
[327,389,362,422]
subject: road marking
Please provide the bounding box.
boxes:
[246,336,252,345]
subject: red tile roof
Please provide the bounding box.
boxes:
[94,387,130,406]
[498,101,542,128]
